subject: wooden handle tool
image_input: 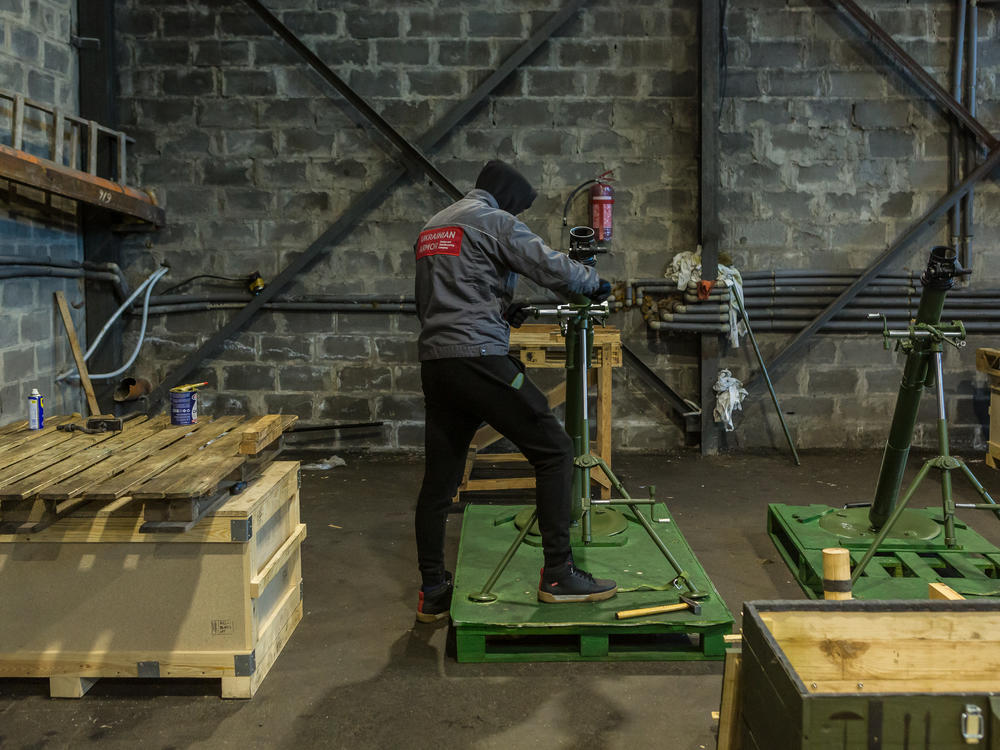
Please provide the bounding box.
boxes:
[615,595,701,620]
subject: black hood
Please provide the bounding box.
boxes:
[474,160,537,216]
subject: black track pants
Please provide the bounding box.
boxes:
[415,355,574,586]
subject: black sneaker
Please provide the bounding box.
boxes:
[416,572,453,623]
[538,563,617,603]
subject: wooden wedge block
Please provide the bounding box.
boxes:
[239,415,297,455]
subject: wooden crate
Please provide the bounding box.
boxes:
[0,460,305,699]
[741,600,1000,749]
[976,347,1000,469]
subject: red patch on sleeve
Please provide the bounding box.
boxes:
[416,226,464,260]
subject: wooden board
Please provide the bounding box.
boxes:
[0,415,78,462]
[82,417,244,501]
[760,610,1000,691]
[0,416,159,502]
[55,290,100,417]
[717,648,743,750]
[0,414,299,530]
[40,418,212,501]
[928,581,965,600]
[0,419,28,435]
[0,428,118,486]
[239,414,297,455]
[0,462,299,546]
[976,347,1000,377]
[132,430,245,500]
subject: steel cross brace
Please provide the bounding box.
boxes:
[242,0,461,201]
[147,0,587,411]
[745,0,1000,397]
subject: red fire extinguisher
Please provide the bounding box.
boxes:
[589,170,615,243]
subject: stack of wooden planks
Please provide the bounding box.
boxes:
[0,413,297,533]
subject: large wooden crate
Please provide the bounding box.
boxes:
[0,460,305,699]
[741,600,1000,749]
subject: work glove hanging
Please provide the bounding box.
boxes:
[589,278,612,304]
[502,301,532,328]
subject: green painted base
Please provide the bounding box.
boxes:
[769,503,1000,599]
[513,506,630,547]
[453,503,733,663]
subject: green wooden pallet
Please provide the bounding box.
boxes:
[768,503,1000,599]
[452,503,732,663]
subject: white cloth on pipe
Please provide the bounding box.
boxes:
[664,250,746,347]
[665,250,701,291]
[713,369,747,431]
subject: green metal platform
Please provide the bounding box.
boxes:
[768,503,1000,599]
[452,503,733,663]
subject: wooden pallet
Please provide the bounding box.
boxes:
[452,503,733,663]
[768,503,1000,599]
[0,413,297,533]
[454,616,731,663]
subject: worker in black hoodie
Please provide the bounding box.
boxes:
[413,160,616,623]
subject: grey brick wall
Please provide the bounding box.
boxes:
[714,0,999,452]
[0,0,84,425]
[115,0,1000,455]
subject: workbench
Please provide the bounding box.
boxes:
[454,323,622,500]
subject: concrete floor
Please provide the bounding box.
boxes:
[2,449,1000,749]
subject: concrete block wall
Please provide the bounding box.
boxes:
[717,0,999,451]
[0,0,84,424]
[114,0,700,451]
[114,0,999,454]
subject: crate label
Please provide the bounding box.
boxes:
[211,619,234,636]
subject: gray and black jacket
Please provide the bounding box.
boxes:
[414,189,600,361]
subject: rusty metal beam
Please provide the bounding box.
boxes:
[699,0,723,453]
[746,144,1000,396]
[830,0,998,149]
[147,1,586,410]
[0,144,164,226]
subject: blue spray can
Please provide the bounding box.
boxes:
[28,388,44,430]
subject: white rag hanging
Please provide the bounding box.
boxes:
[664,250,747,347]
[665,250,702,291]
[713,369,748,431]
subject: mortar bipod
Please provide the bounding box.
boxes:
[850,327,1000,584]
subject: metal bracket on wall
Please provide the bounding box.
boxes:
[744,0,1000,398]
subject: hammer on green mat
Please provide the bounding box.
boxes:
[614,594,702,620]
